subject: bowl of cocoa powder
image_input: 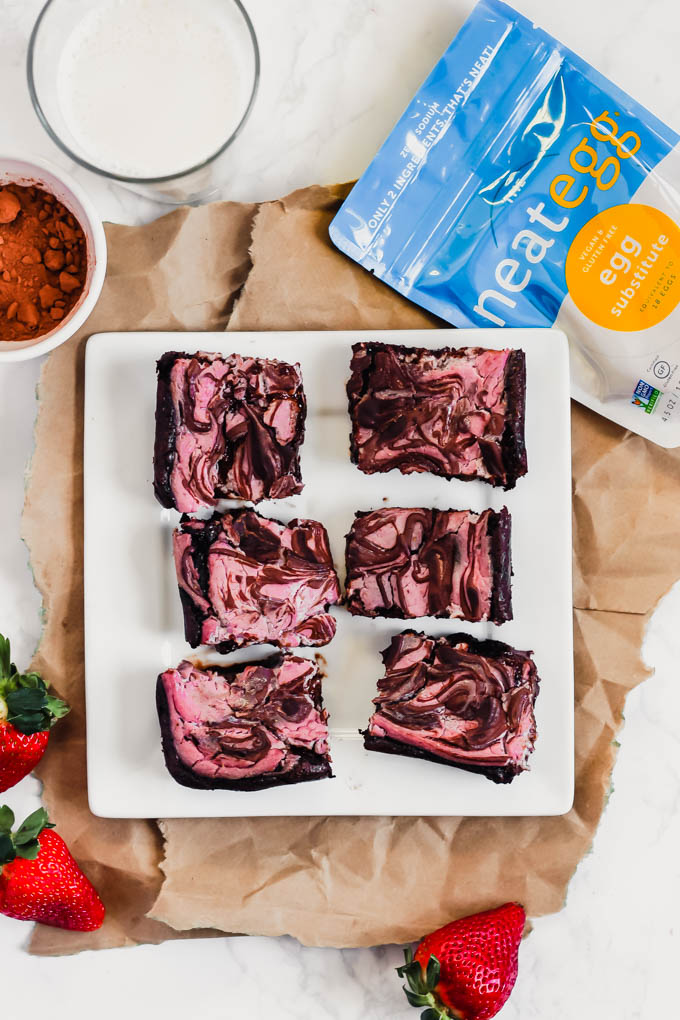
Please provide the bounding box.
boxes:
[0,155,106,361]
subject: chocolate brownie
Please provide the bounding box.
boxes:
[346,341,527,489]
[363,630,540,783]
[157,655,333,791]
[345,506,512,623]
[154,350,306,511]
[173,508,341,652]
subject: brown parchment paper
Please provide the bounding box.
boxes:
[22,200,256,954]
[21,183,680,955]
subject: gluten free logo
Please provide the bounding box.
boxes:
[653,360,671,379]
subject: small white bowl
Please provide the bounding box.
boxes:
[0,155,106,362]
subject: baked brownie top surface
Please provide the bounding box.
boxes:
[367,631,539,772]
[345,507,499,621]
[159,657,330,782]
[165,350,305,511]
[174,509,341,648]
[347,342,516,482]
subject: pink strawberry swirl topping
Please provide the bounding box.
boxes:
[174,509,341,650]
[168,351,305,511]
[367,631,539,774]
[347,342,517,484]
[345,507,498,621]
[160,657,330,781]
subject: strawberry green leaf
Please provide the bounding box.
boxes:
[6,708,47,734]
[45,694,70,722]
[19,672,43,690]
[0,634,11,682]
[420,1009,442,1020]
[14,838,41,861]
[0,833,15,864]
[7,688,45,712]
[403,960,429,996]
[404,989,431,1008]
[14,807,52,845]
[13,827,42,846]
[15,717,45,734]
[5,683,68,735]
[0,805,15,833]
[425,955,441,990]
[397,944,415,976]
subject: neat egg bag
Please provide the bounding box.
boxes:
[330,0,680,445]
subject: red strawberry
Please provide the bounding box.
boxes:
[398,902,526,1020]
[0,633,69,793]
[0,806,105,931]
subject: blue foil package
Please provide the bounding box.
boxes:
[329,0,680,446]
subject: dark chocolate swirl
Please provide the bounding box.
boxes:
[346,342,528,490]
[158,656,332,789]
[174,508,341,653]
[344,506,512,624]
[154,350,306,512]
[365,630,540,782]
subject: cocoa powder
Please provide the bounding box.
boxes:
[0,182,87,342]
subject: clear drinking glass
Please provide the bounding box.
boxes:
[27,0,260,205]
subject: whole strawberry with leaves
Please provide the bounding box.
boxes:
[398,902,526,1020]
[0,633,69,792]
[0,805,105,930]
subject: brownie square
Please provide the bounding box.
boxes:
[157,655,333,791]
[344,506,512,623]
[154,350,306,512]
[346,342,527,489]
[363,631,540,784]
[173,508,341,652]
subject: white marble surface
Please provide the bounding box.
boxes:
[0,0,679,1017]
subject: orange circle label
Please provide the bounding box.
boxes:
[565,204,680,331]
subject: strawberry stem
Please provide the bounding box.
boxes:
[0,632,69,734]
[399,949,466,1020]
[0,806,54,865]
[400,949,451,1020]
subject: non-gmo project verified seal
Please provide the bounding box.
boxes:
[631,379,661,414]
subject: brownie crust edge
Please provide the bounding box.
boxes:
[501,348,528,490]
[153,351,182,509]
[362,731,519,785]
[489,506,513,624]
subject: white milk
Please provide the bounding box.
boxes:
[57,0,253,178]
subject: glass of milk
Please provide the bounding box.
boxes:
[28,0,259,204]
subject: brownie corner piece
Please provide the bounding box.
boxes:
[157,655,333,791]
[344,505,512,624]
[364,630,539,783]
[153,350,306,512]
[346,341,527,489]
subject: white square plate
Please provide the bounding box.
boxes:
[84,329,573,817]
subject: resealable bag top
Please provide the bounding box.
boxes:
[330,0,680,445]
